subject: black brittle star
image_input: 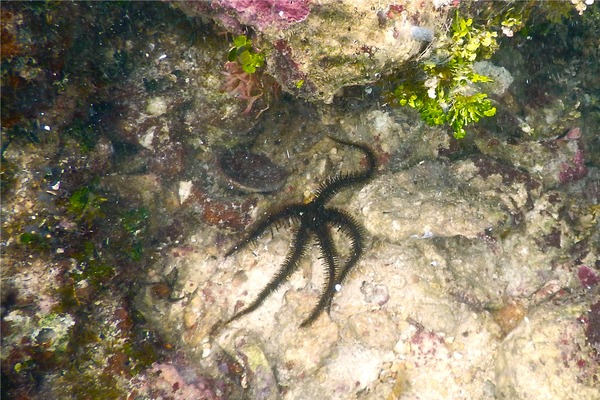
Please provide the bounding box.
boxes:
[224,137,377,327]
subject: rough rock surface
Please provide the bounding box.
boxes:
[177,0,449,103]
[136,103,599,398]
[495,300,599,400]
[2,2,599,399]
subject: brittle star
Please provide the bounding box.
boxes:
[224,137,377,327]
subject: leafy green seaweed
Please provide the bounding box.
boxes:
[227,35,265,74]
[390,13,499,139]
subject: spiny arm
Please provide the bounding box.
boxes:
[300,224,340,327]
[313,137,377,207]
[225,203,305,257]
[325,207,365,286]
[226,225,311,324]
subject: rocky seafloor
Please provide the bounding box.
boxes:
[1,1,599,399]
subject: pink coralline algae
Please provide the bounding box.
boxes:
[138,362,227,399]
[559,147,588,184]
[559,128,588,184]
[409,328,449,368]
[220,0,311,31]
[577,265,600,289]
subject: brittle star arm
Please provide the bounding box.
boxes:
[299,223,340,327]
[225,203,306,257]
[313,138,377,207]
[226,225,311,324]
[323,207,365,286]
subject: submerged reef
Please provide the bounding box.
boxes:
[1,1,599,399]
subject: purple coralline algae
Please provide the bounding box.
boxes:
[187,0,311,32]
[559,147,588,184]
[219,0,311,30]
[577,265,600,289]
[558,128,588,184]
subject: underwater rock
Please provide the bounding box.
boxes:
[136,358,235,399]
[473,61,514,96]
[219,337,279,400]
[495,300,599,400]
[476,126,590,189]
[136,129,599,399]
[177,0,449,103]
[356,157,538,241]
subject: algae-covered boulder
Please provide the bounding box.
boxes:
[177,0,450,103]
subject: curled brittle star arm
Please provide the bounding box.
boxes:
[225,203,305,257]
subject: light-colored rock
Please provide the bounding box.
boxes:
[474,61,514,96]
[356,158,535,241]
[495,300,599,400]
